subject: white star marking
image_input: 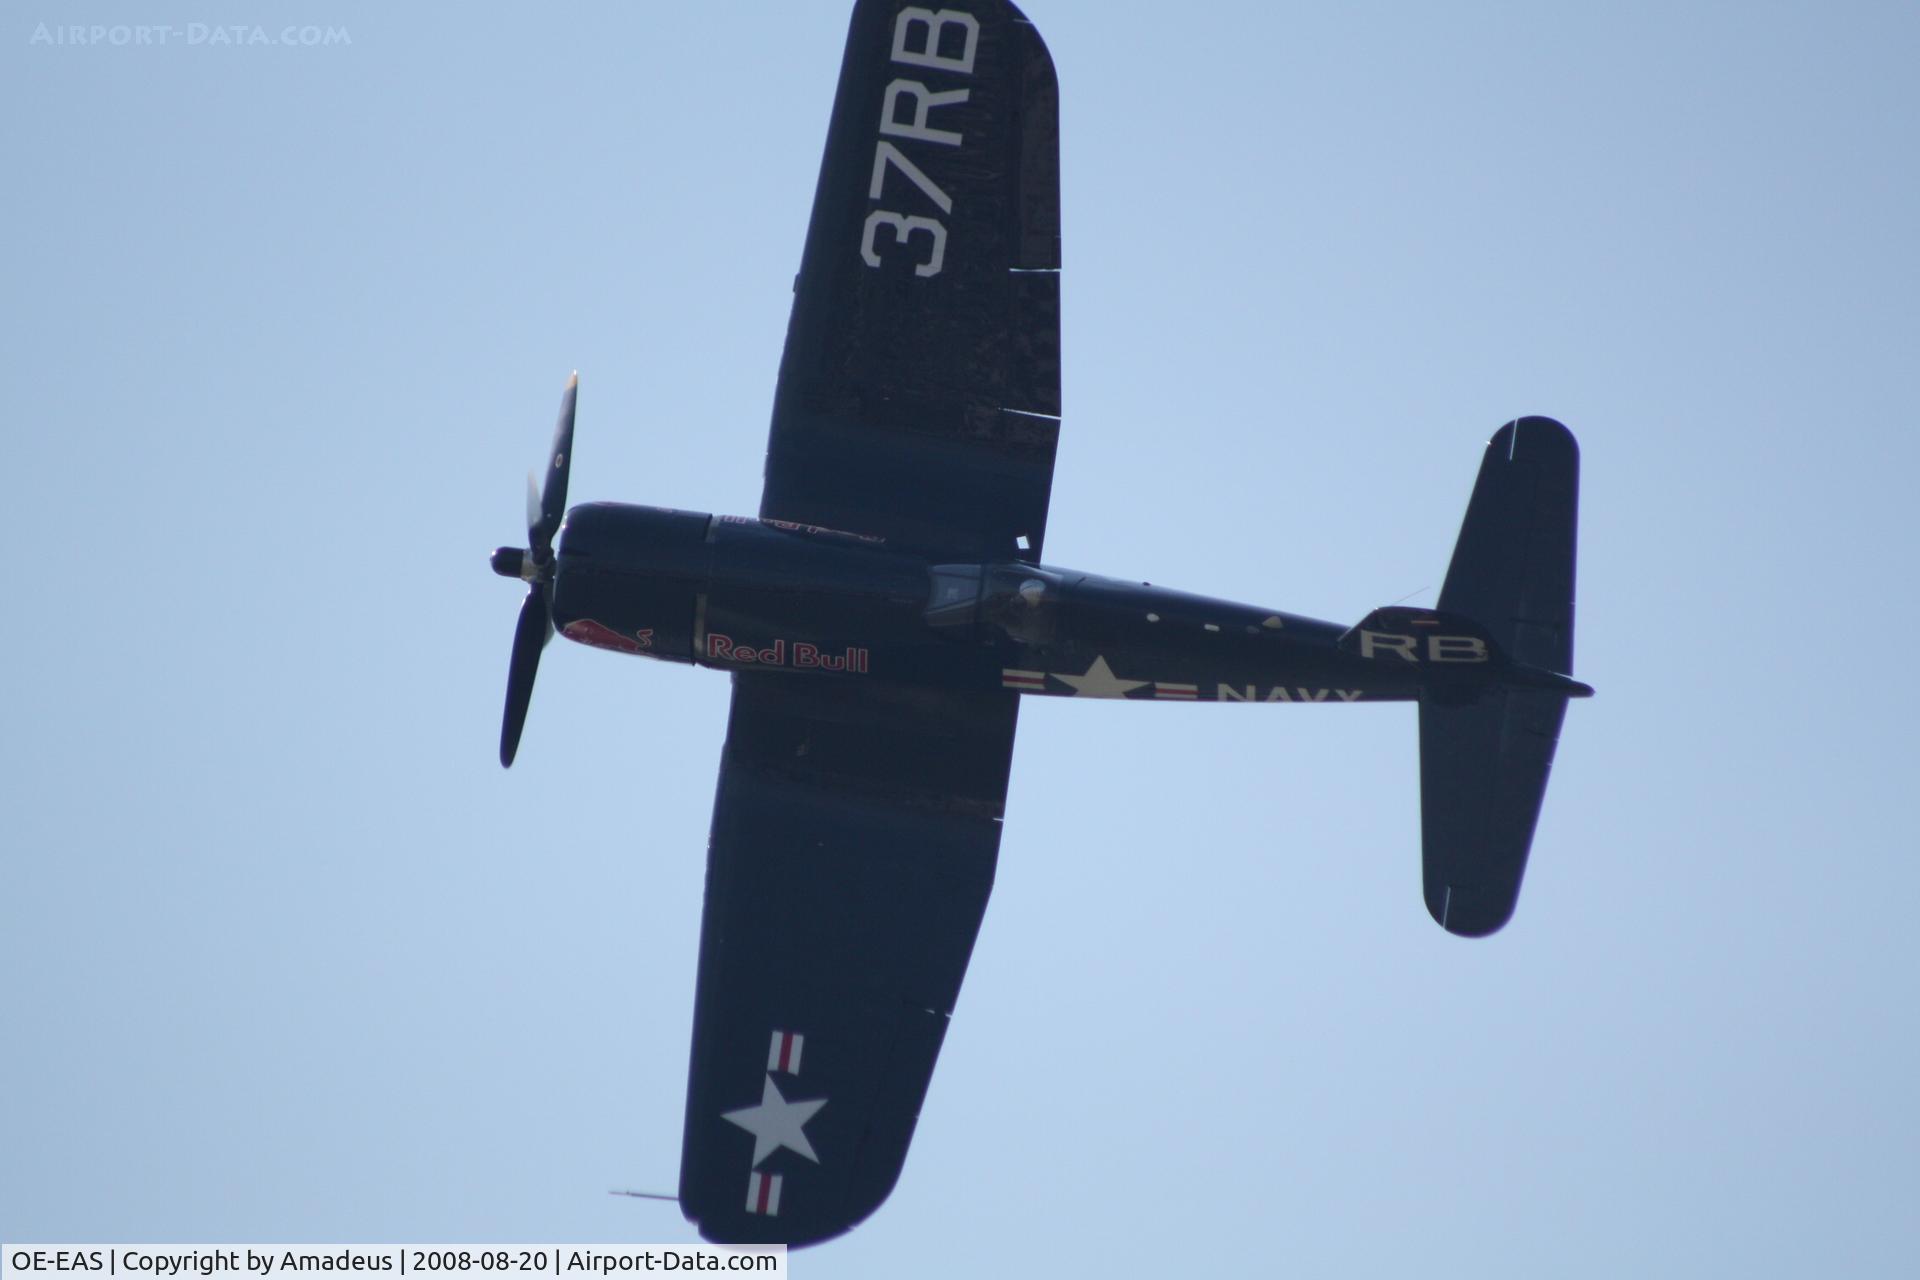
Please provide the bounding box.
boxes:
[722,1074,828,1166]
[1052,654,1150,698]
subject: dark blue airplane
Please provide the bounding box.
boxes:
[490,0,1588,1248]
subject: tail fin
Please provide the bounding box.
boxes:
[1420,417,1583,936]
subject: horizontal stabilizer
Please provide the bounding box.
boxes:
[1439,417,1579,675]
[1420,416,1583,936]
[1420,688,1569,936]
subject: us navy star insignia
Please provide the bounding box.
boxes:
[1052,654,1149,698]
[723,1074,828,1166]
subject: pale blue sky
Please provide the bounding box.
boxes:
[5,3,1918,1275]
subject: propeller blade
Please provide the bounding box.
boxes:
[530,372,577,561]
[500,584,552,768]
[497,371,576,767]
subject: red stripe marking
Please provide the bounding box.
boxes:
[755,1173,771,1215]
[778,1033,793,1073]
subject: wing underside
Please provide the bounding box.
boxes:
[678,673,1019,1245]
[679,3,1058,1242]
[761,0,1061,561]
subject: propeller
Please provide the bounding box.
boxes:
[490,372,578,767]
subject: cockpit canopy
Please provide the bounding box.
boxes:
[926,564,1064,642]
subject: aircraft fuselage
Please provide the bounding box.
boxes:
[546,502,1505,707]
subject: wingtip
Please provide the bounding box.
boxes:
[567,370,579,389]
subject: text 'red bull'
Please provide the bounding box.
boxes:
[706,633,870,673]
